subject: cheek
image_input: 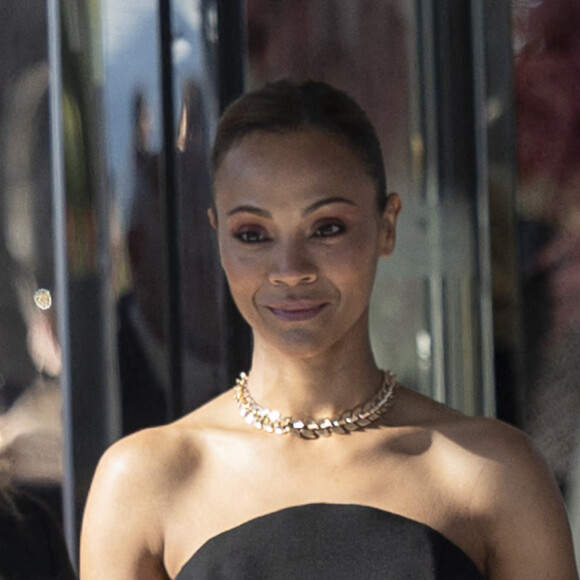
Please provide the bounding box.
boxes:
[326,235,381,276]
[326,242,381,303]
[220,253,245,285]
[219,244,260,296]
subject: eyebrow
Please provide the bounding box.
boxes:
[226,205,271,218]
[303,196,357,216]
[226,196,357,219]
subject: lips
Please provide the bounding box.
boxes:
[264,299,328,322]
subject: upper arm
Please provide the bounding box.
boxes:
[80,433,169,580]
[477,425,578,579]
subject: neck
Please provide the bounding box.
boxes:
[246,338,383,420]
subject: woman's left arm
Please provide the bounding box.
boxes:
[480,423,578,579]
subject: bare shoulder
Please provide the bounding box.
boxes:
[95,421,200,487]
[89,388,233,491]
[396,387,578,579]
[398,386,566,517]
[79,397,227,580]
[396,385,555,475]
[461,417,577,578]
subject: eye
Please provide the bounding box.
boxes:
[312,221,346,238]
[234,227,270,243]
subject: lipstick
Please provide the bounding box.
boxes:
[266,300,328,322]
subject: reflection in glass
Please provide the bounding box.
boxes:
[172,0,228,412]
[102,0,227,434]
[102,0,173,435]
[0,0,64,505]
[0,4,75,575]
[512,0,580,495]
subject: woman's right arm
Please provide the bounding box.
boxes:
[80,432,169,580]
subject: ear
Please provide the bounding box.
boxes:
[379,193,402,257]
[208,207,218,230]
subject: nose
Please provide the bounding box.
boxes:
[268,237,318,286]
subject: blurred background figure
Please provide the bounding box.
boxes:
[116,93,170,434]
[0,0,74,573]
[513,0,580,495]
[0,0,65,524]
[117,84,227,436]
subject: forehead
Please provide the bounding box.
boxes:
[213,129,373,199]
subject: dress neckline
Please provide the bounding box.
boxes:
[174,502,483,579]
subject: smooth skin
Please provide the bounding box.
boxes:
[80,129,578,579]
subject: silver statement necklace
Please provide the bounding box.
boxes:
[233,370,399,439]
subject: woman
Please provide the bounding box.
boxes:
[80,80,578,579]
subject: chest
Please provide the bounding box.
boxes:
[163,434,487,577]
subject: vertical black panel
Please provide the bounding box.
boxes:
[158,0,182,419]
[432,0,477,201]
[216,0,252,381]
[217,0,246,112]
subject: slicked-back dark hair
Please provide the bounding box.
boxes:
[211,80,387,211]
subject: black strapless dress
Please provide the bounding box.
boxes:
[174,503,484,579]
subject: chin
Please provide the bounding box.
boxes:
[263,326,358,361]
[250,307,371,360]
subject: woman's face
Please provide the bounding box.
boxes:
[211,129,400,359]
